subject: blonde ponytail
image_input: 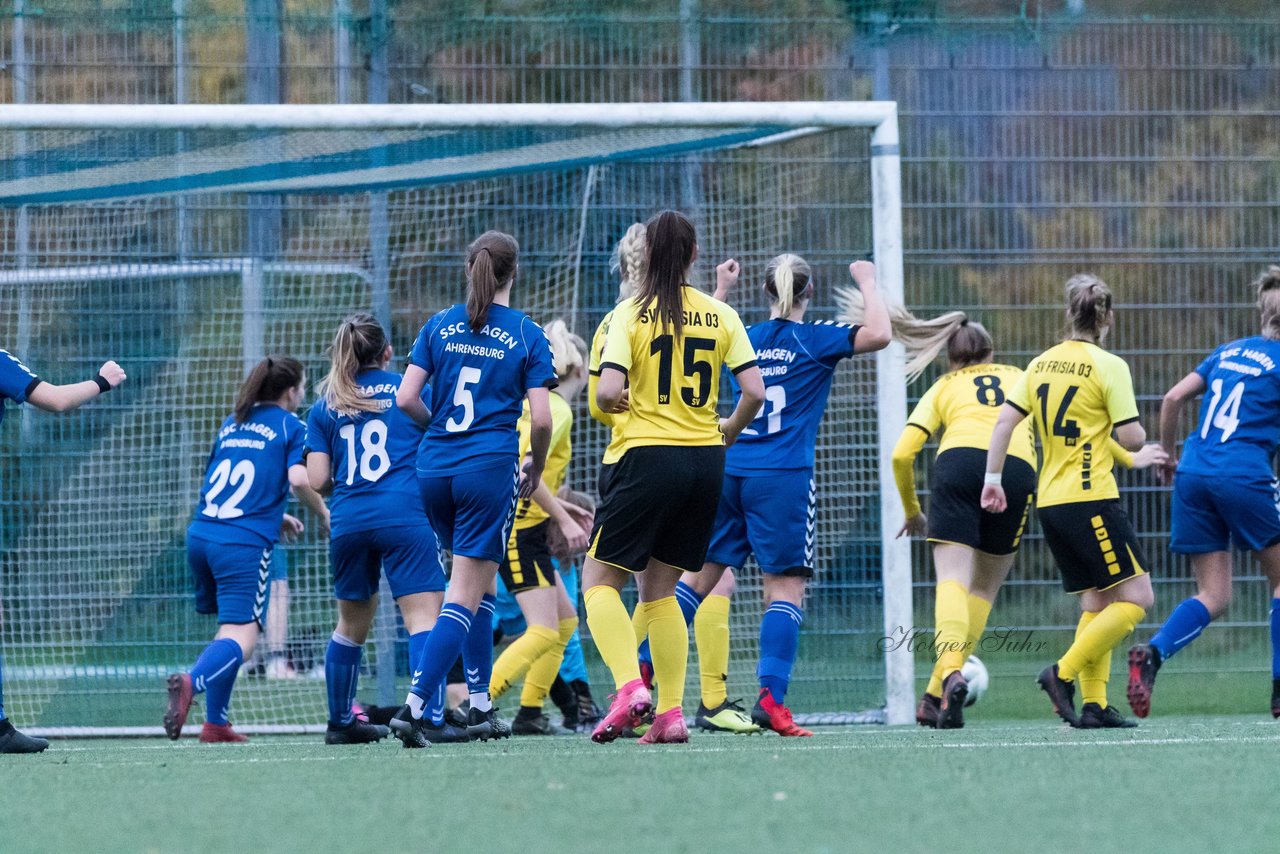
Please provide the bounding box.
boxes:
[1255,265,1280,340]
[765,254,812,319]
[544,318,588,379]
[610,222,647,302]
[316,313,388,416]
[836,288,987,383]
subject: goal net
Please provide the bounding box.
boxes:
[0,103,910,735]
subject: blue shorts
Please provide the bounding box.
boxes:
[1171,471,1280,554]
[188,534,272,626]
[418,460,520,564]
[331,525,446,601]
[705,470,816,576]
[268,548,288,582]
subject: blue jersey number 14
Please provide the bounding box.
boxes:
[1201,378,1244,442]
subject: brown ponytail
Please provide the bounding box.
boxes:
[1255,265,1280,340]
[639,210,697,338]
[465,231,518,332]
[234,355,304,423]
[1065,273,1113,342]
[317,313,389,416]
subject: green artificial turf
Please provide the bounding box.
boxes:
[5,714,1280,854]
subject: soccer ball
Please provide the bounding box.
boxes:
[961,656,989,707]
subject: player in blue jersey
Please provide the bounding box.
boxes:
[0,351,126,754]
[1129,266,1280,719]
[165,356,329,744]
[642,255,891,737]
[306,314,456,745]
[388,230,557,748]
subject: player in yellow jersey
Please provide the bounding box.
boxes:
[584,210,765,744]
[488,320,595,735]
[983,274,1158,728]
[890,307,1164,729]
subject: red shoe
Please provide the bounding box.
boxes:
[751,688,812,737]
[591,678,652,744]
[637,708,689,744]
[164,673,193,740]
[199,723,249,744]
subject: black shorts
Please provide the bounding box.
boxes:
[1039,499,1148,594]
[928,448,1036,557]
[588,444,725,574]
[499,520,556,594]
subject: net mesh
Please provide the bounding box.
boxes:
[0,124,887,731]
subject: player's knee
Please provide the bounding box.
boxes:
[763,574,806,607]
[710,567,736,598]
[1197,589,1230,618]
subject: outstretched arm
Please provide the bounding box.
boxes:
[27,360,127,413]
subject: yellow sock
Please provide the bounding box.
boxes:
[490,624,559,700]
[1071,611,1110,707]
[632,604,650,650]
[521,617,578,709]
[695,594,731,708]
[1058,602,1144,682]
[934,580,970,680]
[927,592,994,696]
[644,597,688,714]
[584,585,642,690]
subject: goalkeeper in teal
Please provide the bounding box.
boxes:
[636,256,890,736]
[0,350,127,754]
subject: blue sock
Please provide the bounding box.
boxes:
[640,581,704,665]
[325,633,363,726]
[758,602,803,704]
[191,637,243,726]
[0,650,6,721]
[409,630,445,724]
[464,594,497,710]
[1271,599,1280,679]
[674,581,704,624]
[1149,597,1212,663]
[407,604,472,718]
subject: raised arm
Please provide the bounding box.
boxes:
[849,261,891,354]
[27,360,127,413]
[713,258,740,302]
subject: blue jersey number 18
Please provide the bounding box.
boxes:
[339,420,391,484]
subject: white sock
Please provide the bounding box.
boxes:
[470,692,492,713]
[406,693,427,720]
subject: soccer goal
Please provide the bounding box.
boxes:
[0,102,912,735]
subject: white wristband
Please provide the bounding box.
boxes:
[983,472,1003,486]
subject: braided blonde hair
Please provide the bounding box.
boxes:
[1255,265,1280,340]
[609,222,647,302]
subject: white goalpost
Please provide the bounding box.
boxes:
[0,101,912,734]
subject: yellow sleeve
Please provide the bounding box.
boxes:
[1006,366,1032,416]
[550,400,572,451]
[905,379,944,438]
[1107,436,1134,468]
[721,307,757,373]
[600,301,635,374]
[891,425,929,518]
[588,314,615,427]
[1099,352,1140,425]
[515,399,532,458]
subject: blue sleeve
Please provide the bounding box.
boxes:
[523,318,559,390]
[286,415,307,468]
[409,316,439,376]
[1194,345,1222,382]
[304,404,331,456]
[808,322,858,367]
[0,349,40,403]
